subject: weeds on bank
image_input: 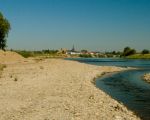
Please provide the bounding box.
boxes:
[0,64,6,77]
[14,77,18,81]
[9,74,18,82]
[0,64,6,71]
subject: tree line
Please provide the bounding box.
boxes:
[122,47,149,56]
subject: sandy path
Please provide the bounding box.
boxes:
[0,59,140,120]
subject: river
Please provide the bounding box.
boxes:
[66,58,150,120]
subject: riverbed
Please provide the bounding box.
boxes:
[67,58,150,120]
[0,58,139,120]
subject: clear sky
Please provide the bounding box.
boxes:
[0,0,150,51]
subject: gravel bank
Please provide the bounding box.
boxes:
[143,73,150,83]
[0,59,140,120]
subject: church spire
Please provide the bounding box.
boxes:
[71,44,75,52]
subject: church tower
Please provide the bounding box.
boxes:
[71,44,75,52]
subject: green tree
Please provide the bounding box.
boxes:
[0,12,11,50]
[142,49,149,54]
[112,51,116,55]
[122,47,130,56]
[128,49,136,55]
[122,47,136,56]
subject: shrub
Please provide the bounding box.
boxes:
[79,54,92,58]
[142,49,149,54]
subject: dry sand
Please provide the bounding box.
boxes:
[0,56,141,120]
[143,73,150,83]
[0,50,24,64]
[0,51,140,120]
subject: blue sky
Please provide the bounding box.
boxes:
[0,0,150,51]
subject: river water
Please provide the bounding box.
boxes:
[66,58,150,120]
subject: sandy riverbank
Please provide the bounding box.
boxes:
[0,58,140,120]
[0,50,24,64]
[143,73,150,83]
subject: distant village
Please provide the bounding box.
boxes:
[58,45,121,58]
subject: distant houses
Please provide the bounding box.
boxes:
[66,50,81,55]
[58,45,120,58]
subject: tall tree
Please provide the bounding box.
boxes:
[122,47,136,56]
[0,12,11,50]
[122,47,131,56]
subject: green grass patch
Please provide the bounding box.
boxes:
[15,50,59,58]
[15,51,34,58]
[127,54,150,59]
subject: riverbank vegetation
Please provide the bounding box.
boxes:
[78,47,150,59]
[10,47,150,59]
[126,54,150,59]
[121,47,150,59]
[14,50,63,58]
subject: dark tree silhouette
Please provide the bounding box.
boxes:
[0,12,11,50]
[122,47,136,56]
[142,49,149,54]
